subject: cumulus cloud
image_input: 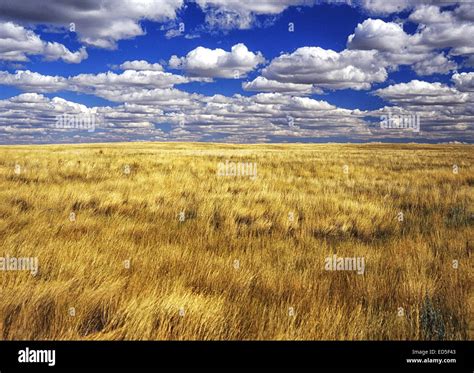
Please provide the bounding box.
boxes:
[253,13,468,94]
[0,22,87,63]
[374,80,469,106]
[171,92,371,139]
[367,76,473,138]
[0,69,192,101]
[0,70,68,92]
[169,43,265,78]
[69,70,193,102]
[242,76,321,94]
[0,92,99,129]
[0,78,471,143]
[99,88,203,106]
[261,47,387,91]
[412,53,456,76]
[0,0,184,49]
[452,72,474,92]
[347,5,474,72]
[409,5,474,59]
[357,0,413,15]
[347,18,457,75]
[0,92,170,144]
[0,89,374,144]
[119,60,164,71]
[347,18,409,52]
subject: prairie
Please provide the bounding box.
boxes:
[0,142,472,340]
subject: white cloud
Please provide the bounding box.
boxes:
[255,15,464,93]
[282,96,335,111]
[0,92,171,143]
[0,0,184,49]
[165,28,184,39]
[348,18,410,52]
[242,76,321,94]
[0,70,68,92]
[1,81,471,143]
[374,80,469,106]
[81,69,186,89]
[367,77,473,138]
[196,0,315,29]
[196,0,313,15]
[0,21,87,63]
[169,43,265,78]
[42,42,87,64]
[119,60,164,71]
[69,70,192,101]
[408,5,474,59]
[0,92,98,128]
[347,18,457,75]
[261,47,387,90]
[409,5,454,25]
[0,69,193,103]
[454,3,474,22]
[452,72,474,92]
[98,88,202,106]
[412,53,456,76]
[202,7,255,30]
[0,89,375,144]
[357,0,413,15]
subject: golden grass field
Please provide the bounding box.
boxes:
[0,142,472,340]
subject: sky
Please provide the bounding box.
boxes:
[0,0,473,144]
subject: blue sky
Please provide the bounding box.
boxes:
[0,0,472,144]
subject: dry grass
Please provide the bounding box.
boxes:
[0,142,472,340]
